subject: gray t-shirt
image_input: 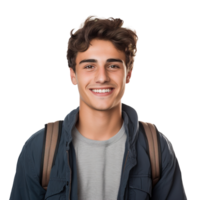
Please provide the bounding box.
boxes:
[72,121,127,200]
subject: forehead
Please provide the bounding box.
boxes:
[76,39,126,61]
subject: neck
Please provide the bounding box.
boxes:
[75,101,123,141]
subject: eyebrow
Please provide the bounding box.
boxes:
[79,58,123,65]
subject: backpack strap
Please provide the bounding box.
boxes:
[41,120,63,190]
[139,121,161,187]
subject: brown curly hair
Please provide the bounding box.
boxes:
[66,16,138,74]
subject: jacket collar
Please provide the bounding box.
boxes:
[63,103,139,158]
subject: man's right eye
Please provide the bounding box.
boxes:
[84,65,94,69]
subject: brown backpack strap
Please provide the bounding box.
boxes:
[42,120,60,190]
[140,121,161,187]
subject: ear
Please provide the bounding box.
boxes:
[70,68,77,85]
[126,69,132,84]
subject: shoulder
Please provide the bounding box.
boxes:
[19,127,46,177]
[24,127,46,150]
[156,127,176,171]
[137,122,176,171]
[137,122,175,155]
[157,128,174,155]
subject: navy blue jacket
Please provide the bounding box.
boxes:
[10,103,187,200]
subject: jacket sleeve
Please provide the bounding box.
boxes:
[151,131,187,200]
[9,142,46,200]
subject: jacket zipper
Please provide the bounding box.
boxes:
[122,150,129,200]
[67,150,71,200]
[123,150,129,173]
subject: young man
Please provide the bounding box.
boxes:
[10,16,187,200]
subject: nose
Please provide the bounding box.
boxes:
[95,66,110,83]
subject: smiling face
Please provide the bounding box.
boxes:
[70,38,132,111]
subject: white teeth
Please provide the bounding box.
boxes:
[92,89,112,93]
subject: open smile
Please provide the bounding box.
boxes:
[89,88,115,97]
